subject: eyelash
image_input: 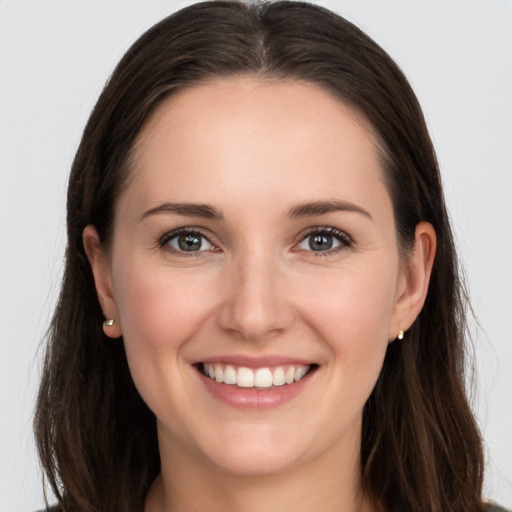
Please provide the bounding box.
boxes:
[158,225,353,256]
[297,226,353,255]
[158,227,217,257]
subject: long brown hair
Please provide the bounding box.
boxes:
[34,2,486,511]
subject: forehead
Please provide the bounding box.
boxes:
[136,76,377,156]
[122,76,389,218]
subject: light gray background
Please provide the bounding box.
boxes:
[1,1,511,510]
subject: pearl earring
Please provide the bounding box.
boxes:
[397,330,404,340]
[103,319,115,327]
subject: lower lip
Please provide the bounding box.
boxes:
[197,369,314,409]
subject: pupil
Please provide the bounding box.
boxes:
[178,234,201,251]
[309,234,333,251]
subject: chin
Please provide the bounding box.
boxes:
[194,425,309,477]
[207,445,303,477]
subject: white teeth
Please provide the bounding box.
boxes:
[272,367,285,386]
[254,368,273,388]
[237,367,254,388]
[294,366,308,382]
[224,365,237,385]
[202,363,311,388]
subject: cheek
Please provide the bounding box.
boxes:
[298,262,397,342]
[111,260,220,423]
[293,259,397,400]
[112,259,215,363]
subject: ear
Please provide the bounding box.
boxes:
[389,222,436,341]
[83,225,123,338]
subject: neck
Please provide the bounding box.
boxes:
[145,425,373,512]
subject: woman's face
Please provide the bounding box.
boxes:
[86,77,431,477]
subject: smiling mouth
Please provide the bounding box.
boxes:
[199,363,317,389]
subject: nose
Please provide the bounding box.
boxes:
[217,251,295,343]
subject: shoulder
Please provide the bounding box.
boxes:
[34,504,61,512]
[488,504,512,512]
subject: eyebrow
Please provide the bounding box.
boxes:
[140,199,372,222]
[140,202,224,221]
[288,200,372,220]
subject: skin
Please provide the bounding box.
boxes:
[84,77,436,512]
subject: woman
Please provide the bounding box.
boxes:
[33,1,507,511]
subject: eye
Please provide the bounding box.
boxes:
[297,227,352,253]
[159,228,215,254]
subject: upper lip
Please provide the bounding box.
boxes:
[195,355,314,369]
